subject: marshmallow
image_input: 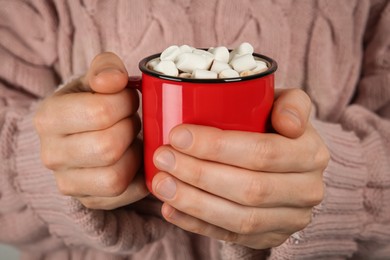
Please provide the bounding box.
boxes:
[229,42,253,62]
[153,60,179,77]
[229,50,238,63]
[179,72,192,78]
[160,45,181,61]
[240,70,256,77]
[230,54,257,73]
[219,69,240,78]
[210,60,232,74]
[179,44,194,53]
[147,58,160,70]
[237,42,254,55]
[175,52,209,73]
[192,49,214,69]
[209,46,229,63]
[149,42,269,79]
[191,69,218,79]
[253,60,268,73]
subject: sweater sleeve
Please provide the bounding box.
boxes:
[0,1,173,257]
[0,0,61,251]
[268,1,390,259]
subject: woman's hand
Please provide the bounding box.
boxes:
[34,52,148,210]
[151,89,330,249]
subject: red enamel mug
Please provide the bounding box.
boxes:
[129,52,277,192]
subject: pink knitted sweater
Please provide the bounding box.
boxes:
[1,0,389,259]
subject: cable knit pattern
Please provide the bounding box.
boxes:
[1,0,389,259]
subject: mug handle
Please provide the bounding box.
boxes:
[128,76,142,92]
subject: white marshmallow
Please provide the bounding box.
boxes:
[192,49,214,69]
[191,69,218,79]
[160,45,181,61]
[230,54,257,73]
[229,50,238,63]
[179,44,193,53]
[210,60,232,74]
[153,60,179,77]
[219,69,240,78]
[175,52,209,73]
[150,43,265,79]
[147,58,160,70]
[240,70,256,77]
[209,46,229,63]
[179,72,192,78]
[253,60,268,73]
[237,42,254,55]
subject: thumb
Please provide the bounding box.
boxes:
[271,88,312,139]
[84,52,129,94]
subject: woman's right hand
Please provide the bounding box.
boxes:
[34,52,148,210]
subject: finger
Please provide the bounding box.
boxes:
[152,172,312,235]
[36,88,139,135]
[161,203,290,250]
[168,124,327,172]
[85,52,129,94]
[42,116,140,169]
[77,171,149,210]
[272,88,311,139]
[54,139,142,197]
[153,147,324,207]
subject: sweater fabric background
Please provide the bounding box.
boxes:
[0,0,389,259]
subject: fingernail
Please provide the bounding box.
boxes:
[171,128,193,149]
[155,150,175,171]
[281,108,302,128]
[155,177,176,200]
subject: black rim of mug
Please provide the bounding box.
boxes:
[138,50,278,83]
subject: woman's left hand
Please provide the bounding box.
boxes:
[151,88,330,249]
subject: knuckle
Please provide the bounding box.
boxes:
[239,209,260,235]
[300,172,325,207]
[209,134,228,160]
[84,99,114,129]
[317,144,331,170]
[93,135,121,165]
[132,179,149,199]
[251,137,275,170]
[55,176,72,196]
[191,163,207,188]
[33,111,46,134]
[102,168,129,197]
[310,133,330,171]
[41,149,61,170]
[295,210,313,231]
[243,176,273,206]
[34,102,55,134]
[306,182,324,206]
